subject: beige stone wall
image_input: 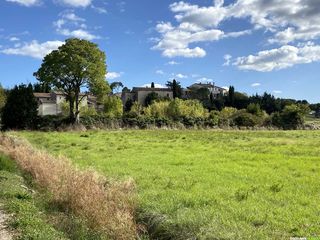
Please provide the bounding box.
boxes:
[137,91,173,105]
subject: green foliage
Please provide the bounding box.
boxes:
[129,102,144,117]
[19,130,320,239]
[1,84,38,130]
[110,81,124,93]
[167,99,208,120]
[124,99,134,112]
[145,101,170,118]
[0,84,7,111]
[166,79,182,99]
[145,92,160,106]
[233,111,261,127]
[34,38,110,123]
[218,107,238,126]
[102,96,123,118]
[247,103,263,116]
[207,110,220,126]
[280,104,305,129]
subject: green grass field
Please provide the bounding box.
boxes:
[17,130,320,239]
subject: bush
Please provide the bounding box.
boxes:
[279,104,305,129]
[144,101,170,118]
[247,103,263,116]
[103,96,123,118]
[1,84,38,130]
[233,111,261,127]
[207,111,219,126]
[218,107,238,126]
[167,99,208,120]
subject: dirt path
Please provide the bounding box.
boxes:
[0,205,14,240]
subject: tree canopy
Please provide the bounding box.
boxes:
[33,38,110,123]
[1,84,38,130]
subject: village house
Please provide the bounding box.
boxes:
[121,87,174,106]
[34,83,227,116]
[34,91,95,116]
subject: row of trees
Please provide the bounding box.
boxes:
[0,37,319,130]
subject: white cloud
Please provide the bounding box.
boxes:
[54,11,99,40]
[6,0,39,6]
[273,90,282,94]
[167,60,180,65]
[142,83,165,88]
[153,1,251,58]
[56,0,92,7]
[234,44,320,72]
[153,1,320,59]
[197,77,213,83]
[156,70,164,75]
[91,5,107,14]
[9,37,20,42]
[175,73,188,79]
[162,47,206,58]
[251,83,261,87]
[58,29,98,40]
[1,40,64,59]
[106,72,122,80]
[223,54,232,66]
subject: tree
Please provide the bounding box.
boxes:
[33,83,51,93]
[110,81,124,93]
[1,84,38,130]
[0,84,6,111]
[166,79,182,98]
[227,86,235,107]
[34,38,110,124]
[145,92,159,106]
[151,82,155,88]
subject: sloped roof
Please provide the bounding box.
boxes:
[34,92,51,98]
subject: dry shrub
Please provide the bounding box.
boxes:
[0,134,137,240]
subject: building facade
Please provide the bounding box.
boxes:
[34,91,89,116]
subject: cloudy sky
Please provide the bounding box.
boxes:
[0,0,320,103]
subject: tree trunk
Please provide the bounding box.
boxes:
[69,99,75,124]
[75,91,80,124]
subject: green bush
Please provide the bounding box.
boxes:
[103,96,123,118]
[144,101,170,118]
[233,111,261,127]
[167,99,208,120]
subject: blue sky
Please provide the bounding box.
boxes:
[0,0,320,103]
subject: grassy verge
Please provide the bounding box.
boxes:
[0,134,137,240]
[16,130,320,239]
[0,154,67,239]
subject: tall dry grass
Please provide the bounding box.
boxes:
[0,134,137,240]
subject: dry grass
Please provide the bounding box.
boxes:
[0,134,137,240]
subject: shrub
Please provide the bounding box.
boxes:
[233,111,261,127]
[145,92,160,106]
[247,103,263,116]
[103,96,123,118]
[167,99,208,120]
[144,101,170,118]
[128,102,144,117]
[207,110,219,126]
[1,84,38,130]
[279,104,305,129]
[218,107,238,126]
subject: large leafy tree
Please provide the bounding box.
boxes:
[34,38,110,123]
[1,84,38,130]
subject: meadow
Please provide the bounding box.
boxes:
[17,130,320,239]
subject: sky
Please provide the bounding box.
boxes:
[0,0,320,103]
